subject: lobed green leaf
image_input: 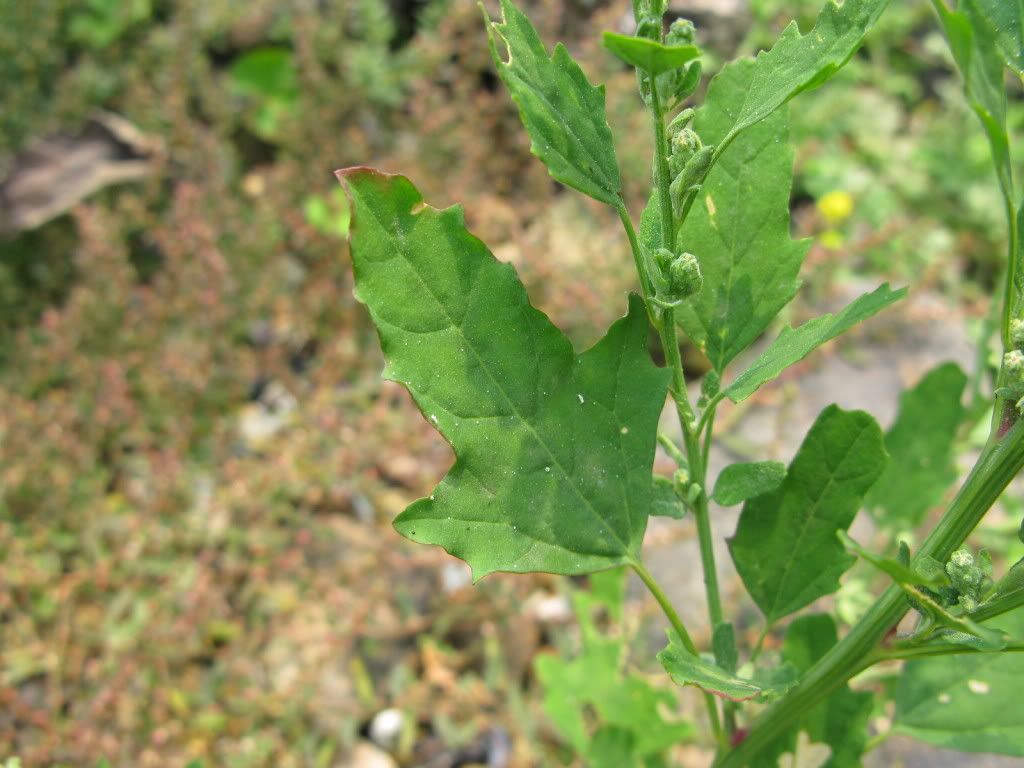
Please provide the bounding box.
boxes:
[729,405,887,624]
[865,363,967,528]
[602,32,700,75]
[724,284,906,403]
[720,0,890,147]
[484,0,623,206]
[339,168,670,579]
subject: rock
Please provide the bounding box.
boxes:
[368,708,405,753]
[349,741,397,768]
[441,562,472,594]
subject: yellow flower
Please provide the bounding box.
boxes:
[817,190,854,225]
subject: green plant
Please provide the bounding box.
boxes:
[340,0,1024,764]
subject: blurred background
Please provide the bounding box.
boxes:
[0,1,1021,766]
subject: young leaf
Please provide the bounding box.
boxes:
[602,32,700,75]
[893,610,1024,756]
[711,461,786,507]
[865,363,967,527]
[651,475,685,519]
[658,631,777,703]
[719,0,890,147]
[643,60,807,371]
[339,168,670,579]
[724,284,907,403]
[752,615,874,768]
[484,0,623,206]
[729,405,887,624]
[838,532,945,590]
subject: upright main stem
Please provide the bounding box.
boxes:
[649,73,730,737]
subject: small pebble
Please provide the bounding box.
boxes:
[368,708,405,752]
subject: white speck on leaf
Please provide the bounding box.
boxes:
[937,693,951,704]
[545,466,551,472]
[620,427,629,435]
[968,679,990,695]
[577,393,585,404]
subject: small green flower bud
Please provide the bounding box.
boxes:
[1012,318,1024,347]
[666,18,696,46]
[669,252,703,299]
[673,60,702,102]
[946,548,984,599]
[957,594,979,614]
[686,482,703,506]
[668,108,695,137]
[670,144,714,218]
[1005,350,1024,378]
[669,128,702,175]
[653,247,675,273]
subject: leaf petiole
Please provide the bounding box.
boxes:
[632,560,728,751]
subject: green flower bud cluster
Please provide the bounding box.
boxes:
[1000,319,1024,414]
[634,16,703,111]
[938,548,993,614]
[652,247,703,307]
[666,18,696,46]
[670,144,714,219]
[672,467,702,508]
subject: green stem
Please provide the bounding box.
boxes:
[617,202,657,305]
[863,641,1024,669]
[633,560,699,654]
[717,418,1024,768]
[698,392,727,436]
[648,70,732,745]
[633,561,728,751]
[658,432,689,468]
[1001,196,1020,348]
[651,76,675,253]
